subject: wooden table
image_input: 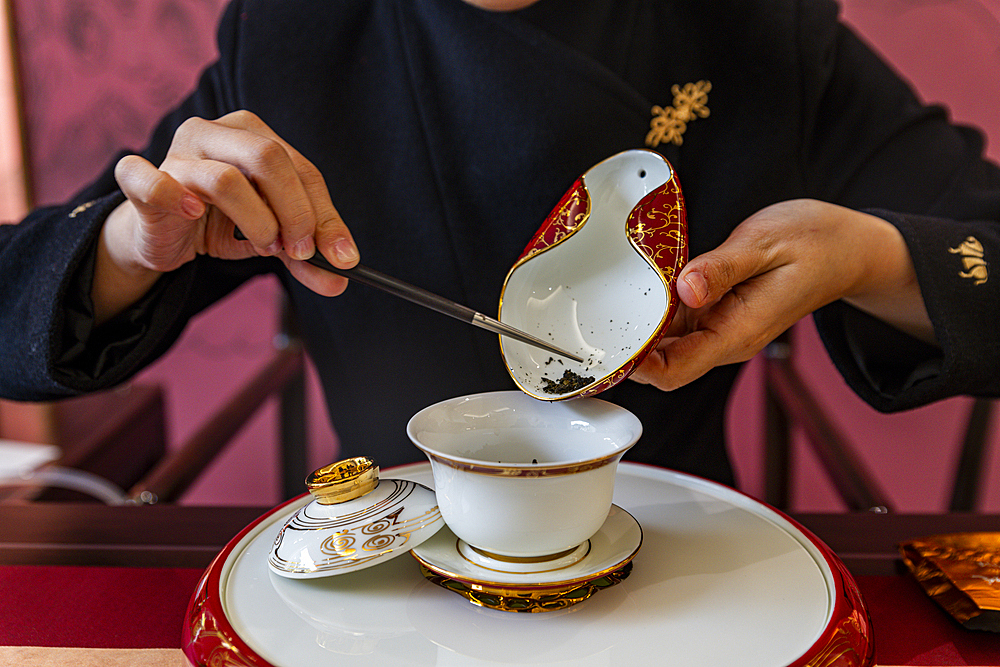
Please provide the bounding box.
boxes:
[1,503,994,573]
[1,504,998,665]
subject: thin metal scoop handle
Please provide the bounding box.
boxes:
[304,253,584,363]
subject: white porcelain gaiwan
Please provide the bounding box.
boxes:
[406,390,642,560]
[499,148,687,400]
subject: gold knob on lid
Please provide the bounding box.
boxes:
[306,457,379,505]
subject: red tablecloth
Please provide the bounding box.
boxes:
[1,566,998,664]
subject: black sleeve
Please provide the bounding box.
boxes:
[0,0,273,401]
[795,0,1000,411]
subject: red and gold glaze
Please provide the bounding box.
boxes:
[504,152,688,400]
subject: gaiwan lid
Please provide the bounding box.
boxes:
[268,457,443,579]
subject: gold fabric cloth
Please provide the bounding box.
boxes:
[900,532,1000,632]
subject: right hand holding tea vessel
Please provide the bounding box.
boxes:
[630,199,934,392]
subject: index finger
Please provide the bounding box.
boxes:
[215,111,358,267]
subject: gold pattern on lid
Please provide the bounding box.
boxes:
[949,236,988,285]
[646,80,712,148]
[306,457,379,505]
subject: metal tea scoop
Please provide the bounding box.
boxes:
[304,252,585,363]
[234,228,583,362]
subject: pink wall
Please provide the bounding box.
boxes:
[7,0,1000,509]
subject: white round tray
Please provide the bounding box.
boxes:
[184,462,872,666]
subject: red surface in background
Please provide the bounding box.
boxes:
[0,566,203,649]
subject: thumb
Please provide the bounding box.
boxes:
[114,155,205,221]
[677,237,771,309]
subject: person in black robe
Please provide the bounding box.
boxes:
[2,0,998,486]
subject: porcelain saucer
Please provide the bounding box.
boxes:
[409,504,641,612]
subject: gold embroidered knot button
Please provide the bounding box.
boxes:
[268,457,443,579]
[949,236,988,285]
[646,80,711,147]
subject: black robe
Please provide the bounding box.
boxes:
[3,0,999,484]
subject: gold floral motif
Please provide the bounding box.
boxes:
[630,192,687,265]
[524,186,589,259]
[646,80,712,147]
[949,236,988,285]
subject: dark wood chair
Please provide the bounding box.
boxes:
[126,304,308,504]
[3,317,307,505]
[763,328,994,512]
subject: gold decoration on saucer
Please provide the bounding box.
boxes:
[949,236,988,285]
[68,200,96,218]
[469,544,581,564]
[646,80,711,147]
[418,560,633,613]
[306,457,379,505]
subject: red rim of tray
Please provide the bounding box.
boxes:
[182,464,874,667]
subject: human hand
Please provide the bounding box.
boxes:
[94,110,357,322]
[629,199,931,392]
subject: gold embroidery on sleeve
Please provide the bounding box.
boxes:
[69,201,96,218]
[646,80,711,148]
[948,236,988,285]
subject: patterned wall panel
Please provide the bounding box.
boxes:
[11,0,229,205]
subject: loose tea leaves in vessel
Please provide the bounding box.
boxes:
[540,369,595,395]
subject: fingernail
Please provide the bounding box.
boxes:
[333,239,359,264]
[291,236,315,261]
[684,271,708,304]
[180,194,204,218]
[266,240,283,256]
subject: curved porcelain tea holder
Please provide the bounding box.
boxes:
[499,149,688,400]
[268,457,443,579]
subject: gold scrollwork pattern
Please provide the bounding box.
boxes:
[646,80,711,147]
[628,178,687,267]
[271,505,441,573]
[322,533,356,557]
[186,572,265,667]
[269,480,443,574]
[949,236,988,285]
[519,179,591,262]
